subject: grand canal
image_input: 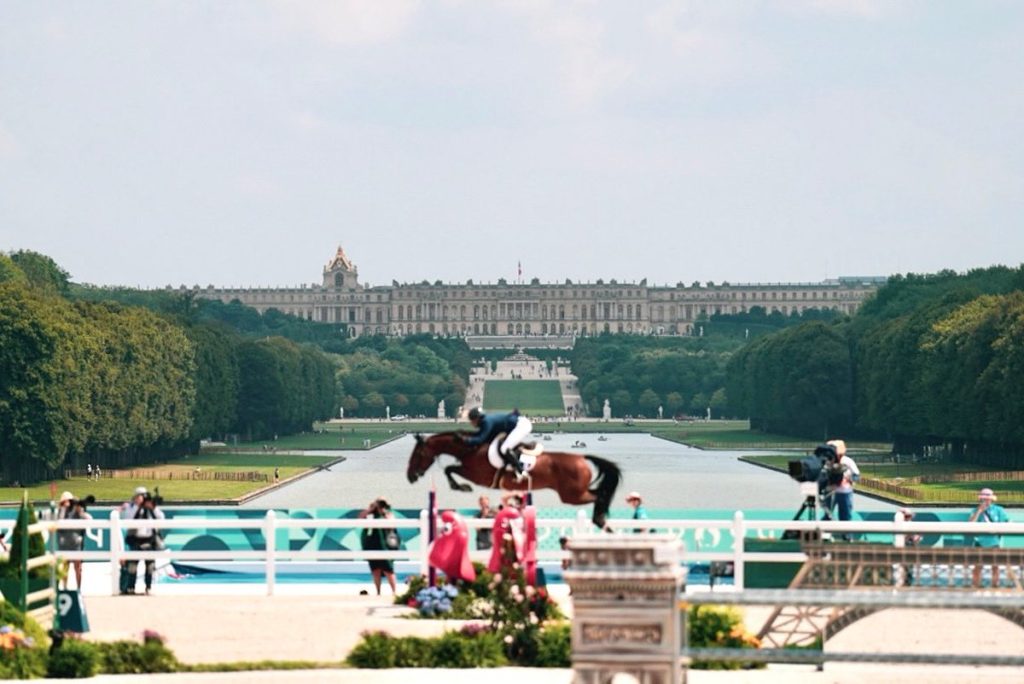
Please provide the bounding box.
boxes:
[244,433,895,515]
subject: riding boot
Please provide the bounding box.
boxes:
[510,447,524,473]
[500,450,519,474]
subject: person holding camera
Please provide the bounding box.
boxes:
[57,491,94,590]
[969,487,1010,587]
[119,486,165,596]
[358,497,397,596]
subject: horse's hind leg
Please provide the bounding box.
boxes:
[444,464,473,492]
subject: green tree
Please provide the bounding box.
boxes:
[637,389,661,417]
[9,250,71,296]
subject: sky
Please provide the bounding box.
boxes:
[1,1,1022,290]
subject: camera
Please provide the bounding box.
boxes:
[788,444,845,492]
[142,492,163,507]
[67,495,96,510]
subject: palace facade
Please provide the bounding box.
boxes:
[187,247,881,337]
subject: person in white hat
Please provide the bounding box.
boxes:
[968,487,1010,587]
[625,491,648,532]
[826,439,860,531]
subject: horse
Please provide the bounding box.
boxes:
[406,431,621,528]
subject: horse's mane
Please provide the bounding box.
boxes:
[422,430,472,440]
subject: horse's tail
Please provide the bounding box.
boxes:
[585,455,621,529]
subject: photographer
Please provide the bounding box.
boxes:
[56,491,94,590]
[968,487,1010,587]
[358,497,397,596]
[823,440,860,533]
[119,486,165,596]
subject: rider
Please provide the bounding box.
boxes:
[464,407,533,477]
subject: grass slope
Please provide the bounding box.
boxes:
[0,453,338,505]
[483,380,565,415]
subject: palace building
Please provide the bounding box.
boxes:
[187,247,881,338]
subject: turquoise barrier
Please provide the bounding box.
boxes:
[4,507,1017,555]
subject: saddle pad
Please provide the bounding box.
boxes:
[487,448,540,472]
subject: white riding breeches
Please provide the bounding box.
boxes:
[487,417,534,463]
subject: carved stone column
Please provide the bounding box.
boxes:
[564,535,684,684]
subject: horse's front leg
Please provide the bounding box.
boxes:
[443,464,473,492]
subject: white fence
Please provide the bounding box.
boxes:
[8,512,1024,596]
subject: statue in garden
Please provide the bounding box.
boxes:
[602,399,611,421]
[437,399,446,419]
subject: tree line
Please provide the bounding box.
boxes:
[726,266,1024,464]
[0,251,337,484]
[570,336,733,418]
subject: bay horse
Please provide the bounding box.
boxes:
[406,432,621,528]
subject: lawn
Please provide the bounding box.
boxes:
[0,452,339,505]
[740,455,1024,505]
[228,426,408,451]
[483,380,565,416]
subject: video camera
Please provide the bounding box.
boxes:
[142,491,164,507]
[68,494,96,510]
[787,444,845,493]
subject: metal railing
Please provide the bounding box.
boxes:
[683,589,1024,668]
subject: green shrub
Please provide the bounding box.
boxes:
[392,636,433,667]
[430,631,506,668]
[346,631,396,668]
[0,601,49,647]
[0,648,46,680]
[0,601,49,678]
[533,623,571,667]
[429,631,472,668]
[0,501,48,580]
[347,630,507,669]
[687,605,763,670]
[456,631,506,668]
[95,638,179,674]
[47,639,99,678]
[395,574,429,607]
[460,563,495,600]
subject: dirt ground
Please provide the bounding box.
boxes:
[79,590,1024,684]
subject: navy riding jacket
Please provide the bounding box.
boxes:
[464,412,519,446]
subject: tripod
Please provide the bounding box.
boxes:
[782,482,830,541]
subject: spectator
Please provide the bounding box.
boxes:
[559,536,571,571]
[56,491,94,590]
[475,495,495,550]
[500,492,524,511]
[892,507,920,587]
[827,439,860,526]
[274,467,280,483]
[968,488,1010,587]
[626,491,648,532]
[119,486,165,595]
[359,497,398,595]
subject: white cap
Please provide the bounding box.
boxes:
[134,486,148,496]
[626,491,642,503]
[59,491,74,503]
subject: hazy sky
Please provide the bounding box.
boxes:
[2,1,1022,289]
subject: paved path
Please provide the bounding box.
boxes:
[77,589,1024,683]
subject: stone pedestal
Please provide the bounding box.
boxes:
[565,535,684,684]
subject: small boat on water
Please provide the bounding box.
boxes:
[597,435,608,442]
[543,435,552,441]
[572,440,587,448]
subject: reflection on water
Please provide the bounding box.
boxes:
[246,433,893,515]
